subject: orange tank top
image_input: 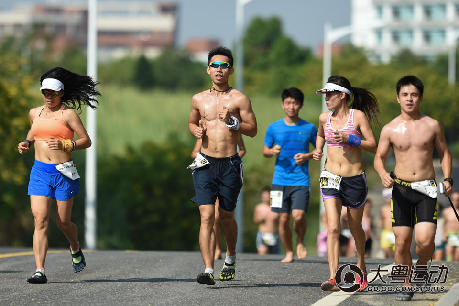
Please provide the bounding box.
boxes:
[31,105,74,141]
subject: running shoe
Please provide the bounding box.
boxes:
[396,291,414,301]
[27,271,47,284]
[320,278,340,291]
[356,272,368,291]
[70,248,86,273]
[219,261,236,281]
[196,273,216,285]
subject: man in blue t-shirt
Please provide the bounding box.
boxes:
[263,87,317,263]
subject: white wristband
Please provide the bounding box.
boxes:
[226,115,240,130]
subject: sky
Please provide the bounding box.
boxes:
[1,0,351,51]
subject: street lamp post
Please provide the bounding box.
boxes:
[234,0,252,253]
[85,0,98,250]
[448,31,459,85]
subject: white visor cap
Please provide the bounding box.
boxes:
[40,78,64,91]
[316,83,351,95]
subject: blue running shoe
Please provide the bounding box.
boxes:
[70,248,86,273]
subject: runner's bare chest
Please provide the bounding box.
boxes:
[391,120,435,152]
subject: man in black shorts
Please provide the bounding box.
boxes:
[188,46,257,285]
[374,76,452,301]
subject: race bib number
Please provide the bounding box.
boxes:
[270,190,283,208]
[55,161,80,180]
[187,153,210,171]
[411,180,437,198]
[319,170,341,190]
[262,233,277,246]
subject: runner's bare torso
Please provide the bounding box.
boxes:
[383,114,439,181]
[191,89,247,157]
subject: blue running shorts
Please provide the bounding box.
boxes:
[28,160,80,201]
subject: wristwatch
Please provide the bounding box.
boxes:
[444,178,454,186]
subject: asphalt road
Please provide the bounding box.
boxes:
[0,248,458,305]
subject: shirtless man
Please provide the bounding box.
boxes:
[443,191,459,261]
[374,75,452,301]
[379,188,395,259]
[253,187,280,255]
[188,46,257,285]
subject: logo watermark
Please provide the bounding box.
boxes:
[335,263,449,293]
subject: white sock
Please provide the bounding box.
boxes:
[204,268,214,275]
[225,255,236,265]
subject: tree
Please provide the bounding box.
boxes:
[134,55,154,90]
[0,51,36,245]
[243,16,283,69]
[97,137,200,250]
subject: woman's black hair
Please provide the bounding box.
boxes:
[327,75,379,125]
[40,67,100,110]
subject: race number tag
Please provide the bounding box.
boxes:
[262,233,277,246]
[411,180,438,198]
[319,170,341,190]
[187,153,210,171]
[270,190,283,208]
[55,161,80,180]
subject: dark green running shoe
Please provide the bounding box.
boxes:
[70,248,86,273]
[27,271,47,284]
[219,262,236,281]
[197,273,216,285]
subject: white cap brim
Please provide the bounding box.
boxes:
[316,83,351,95]
[40,78,64,91]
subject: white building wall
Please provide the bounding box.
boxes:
[352,0,459,63]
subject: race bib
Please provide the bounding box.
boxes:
[187,153,210,171]
[55,160,80,180]
[262,233,277,246]
[386,231,395,245]
[270,190,283,208]
[319,170,342,190]
[448,234,459,247]
[411,180,437,198]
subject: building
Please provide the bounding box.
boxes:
[351,0,459,63]
[98,1,177,60]
[0,1,177,61]
[185,38,220,63]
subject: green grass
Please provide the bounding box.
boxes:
[95,85,322,170]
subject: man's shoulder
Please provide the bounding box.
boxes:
[267,119,284,129]
[298,118,316,128]
[381,116,402,130]
[230,88,250,103]
[192,90,209,101]
[420,114,440,128]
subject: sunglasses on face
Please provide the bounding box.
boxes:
[208,62,231,69]
[41,89,61,98]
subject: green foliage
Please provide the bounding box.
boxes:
[0,51,36,245]
[152,48,207,91]
[98,57,138,86]
[242,16,312,96]
[134,55,154,90]
[97,137,199,250]
[244,16,283,68]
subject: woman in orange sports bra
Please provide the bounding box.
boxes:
[312,76,379,292]
[17,67,100,284]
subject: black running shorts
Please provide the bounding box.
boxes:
[391,181,438,228]
[191,153,243,212]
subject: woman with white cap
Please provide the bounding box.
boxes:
[18,67,100,284]
[313,75,378,291]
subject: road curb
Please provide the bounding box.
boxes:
[437,281,459,306]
